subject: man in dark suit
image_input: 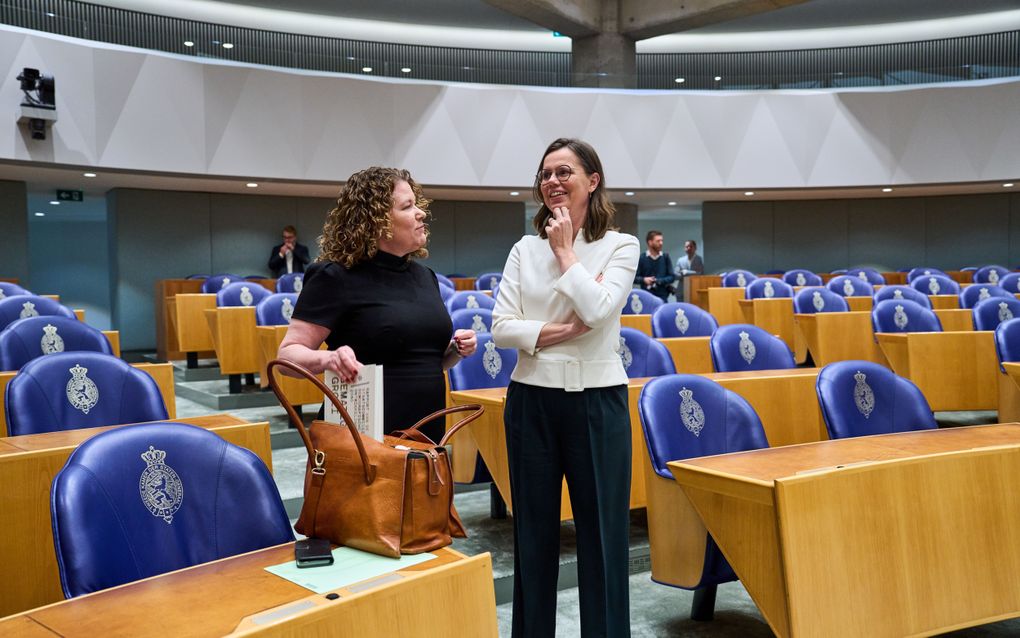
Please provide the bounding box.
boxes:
[268,225,310,278]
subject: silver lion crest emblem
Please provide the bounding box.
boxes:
[894,304,909,330]
[923,270,932,276]
[796,272,806,286]
[928,277,940,295]
[999,302,1014,323]
[482,341,502,379]
[41,323,65,354]
[466,294,480,309]
[139,446,184,524]
[979,287,991,302]
[812,291,825,312]
[893,289,904,299]
[738,330,756,364]
[853,370,875,419]
[630,293,643,314]
[20,301,38,318]
[736,272,747,287]
[239,286,254,306]
[280,297,294,322]
[858,271,868,282]
[293,276,303,293]
[990,270,1000,284]
[470,313,487,332]
[489,276,498,290]
[679,387,706,436]
[0,289,4,299]
[842,278,855,296]
[221,276,230,289]
[675,308,689,334]
[66,364,100,415]
[763,281,775,298]
[618,336,633,369]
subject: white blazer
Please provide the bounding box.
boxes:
[492,230,640,391]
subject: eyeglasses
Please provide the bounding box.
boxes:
[536,165,574,184]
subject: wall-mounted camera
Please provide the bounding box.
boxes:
[16,67,57,141]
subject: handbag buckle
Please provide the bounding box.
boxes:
[312,449,326,475]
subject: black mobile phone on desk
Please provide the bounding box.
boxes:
[295,538,334,568]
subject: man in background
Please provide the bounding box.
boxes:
[674,239,704,302]
[634,230,674,302]
[268,225,310,277]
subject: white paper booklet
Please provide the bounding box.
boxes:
[323,365,384,441]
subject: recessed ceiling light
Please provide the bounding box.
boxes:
[509,191,519,196]
[211,40,221,45]
[34,212,44,217]
[668,201,677,206]
[462,66,472,70]
[346,56,356,61]
[1004,183,1015,188]
[674,78,685,84]
[246,183,258,188]
[401,67,411,73]
[882,187,893,193]
[362,67,373,73]
[83,172,97,178]
[184,41,194,47]
[714,76,722,81]
[49,200,60,205]
[744,191,755,196]
[624,191,635,196]
[45,12,55,17]
[222,43,234,49]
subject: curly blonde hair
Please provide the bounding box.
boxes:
[318,167,431,268]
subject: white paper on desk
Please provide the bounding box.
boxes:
[323,365,384,441]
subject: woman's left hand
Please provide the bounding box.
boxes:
[453,329,477,357]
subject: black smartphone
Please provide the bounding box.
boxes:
[295,538,334,568]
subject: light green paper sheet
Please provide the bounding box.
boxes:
[265,547,435,594]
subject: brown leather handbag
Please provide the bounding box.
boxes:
[266,359,483,558]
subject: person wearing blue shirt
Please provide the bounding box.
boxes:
[633,230,674,302]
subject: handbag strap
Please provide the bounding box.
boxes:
[266,359,376,485]
[392,404,485,447]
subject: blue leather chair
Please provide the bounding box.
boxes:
[450,308,493,333]
[721,270,756,288]
[184,274,209,280]
[826,275,873,298]
[847,267,886,285]
[51,421,293,597]
[638,374,768,618]
[959,284,1013,309]
[446,291,496,314]
[490,281,500,300]
[200,274,244,294]
[275,272,304,293]
[793,287,849,314]
[474,272,503,291]
[871,299,942,333]
[906,267,948,283]
[972,296,1020,331]
[5,352,168,436]
[435,273,454,289]
[0,316,113,370]
[910,274,960,296]
[994,317,1020,372]
[0,282,29,298]
[0,295,76,331]
[830,269,848,275]
[709,324,795,372]
[973,265,1010,285]
[999,273,1020,294]
[618,327,676,378]
[651,302,718,338]
[622,289,664,315]
[815,360,936,439]
[873,285,932,309]
[745,277,793,299]
[255,293,298,326]
[216,282,272,308]
[438,284,455,303]
[782,269,822,287]
[960,266,978,272]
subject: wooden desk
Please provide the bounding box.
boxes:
[620,314,652,336]
[0,543,496,637]
[877,331,998,410]
[795,312,888,367]
[683,274,722,308]
[999,362,1020,423]
[880,271,906,285]
[166,293,216,355]
[947,270,973,285]
[205,306,260,376]
[669,424,1020,638]
[929,294,960,309]
[706,287,745,325]
[934,308,973,332]
[656,337,713,374]
[256,326,324,404]
[737,298,807,363]
[844,296,872,312]
[449,277,476,291]
[0,362,175,438]
[0,414,272,617]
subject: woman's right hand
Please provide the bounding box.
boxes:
[321,346,363,383]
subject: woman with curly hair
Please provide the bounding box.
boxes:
[278,166,476,441]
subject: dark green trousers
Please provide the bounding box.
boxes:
[505,381,631,638]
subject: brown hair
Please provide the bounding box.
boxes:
[646,230,662,243]
[531,138,615,242]
[282,225,296,235]
[317,167,431,268]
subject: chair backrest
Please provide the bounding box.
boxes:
[973,265,1010,284]
[782,269,822,287]
[721,270,756,288]
[793,287,849,314]
[847,267,886,285]
[490,281,500,300]
[815,360,936,439]
[999,273,1020,294]
[826,275,873,297]
[618,327,677,378]
[959,284,1013,309]
[255,293,299,326]
[745,277,793,299]
[0,295,77,331]
[830,269,848,275]
[709,324,796,372]
[447,333,517,390]
[871,299,942,333]
[906,267,948,283]
[972,296,1020,331]
[5,352,169,436]
[651,302,718,338]
[873,285,932,309]
[275,273,304,293]
[909,274,960,296]
[960,266,978,271]
[474,272,503,291]
[185,274,209,280]
[0,316,113,370]
[51,422,293,597]
[622,289,664,315]
[434,273,454,289]
[445,291,496,314]
[200,274,244,294]
[0,282,29,298]
[216,281,272,307]
[994,317,1020,371]
[450,308,493,333]
[438,284,455,303]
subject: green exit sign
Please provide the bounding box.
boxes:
[56,189,83,202]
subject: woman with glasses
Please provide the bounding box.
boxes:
[493,138,639,637]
